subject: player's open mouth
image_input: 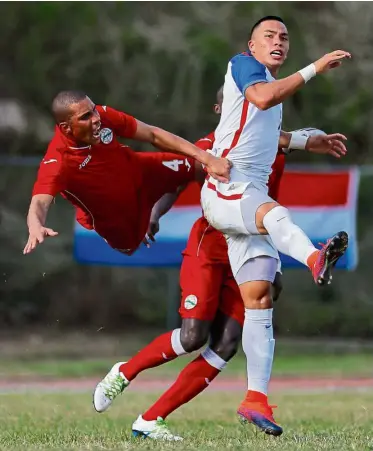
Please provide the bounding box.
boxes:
[270,50,283,59]
[92,126,101,139]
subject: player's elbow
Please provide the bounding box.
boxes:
[246,89,275,111]
[254,95,274,111]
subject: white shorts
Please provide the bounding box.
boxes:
[201,177,279,277]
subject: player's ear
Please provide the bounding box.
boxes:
[213,104,221,115]
[59,122,71,136]
[248,39,255,54]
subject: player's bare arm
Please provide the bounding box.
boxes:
[279,129,347,158]
[143,185,187,247]
[23,194,57,255]
[133,120,231,183]
[245,50,351,111]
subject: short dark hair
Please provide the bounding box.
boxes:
[250,16,285,38]
[52,90,87,123]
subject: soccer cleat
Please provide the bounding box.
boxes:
[93,361,129,413]
[132,415,183,441]
[312,231,349,286]
[237,401,283,436]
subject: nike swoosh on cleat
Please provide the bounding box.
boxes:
[265,325,272,329]
[205,378,211,385]
[162,353,169,360]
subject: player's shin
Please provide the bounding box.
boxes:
[120,329,187,381]
[262,205,317,267]
[237,275,282,436]
[142,348,226,421]
[242,307,275,397]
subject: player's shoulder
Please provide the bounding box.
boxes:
[96,105,113,127]
[230,51,266,71]
[45,127,67,157]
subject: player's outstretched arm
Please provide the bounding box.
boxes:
[246,50,351,110]
[23,194,58,254]
[133,120,231,183]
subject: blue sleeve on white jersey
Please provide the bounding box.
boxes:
[231,54,268,95]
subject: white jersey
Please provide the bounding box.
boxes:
[213,52,282,188]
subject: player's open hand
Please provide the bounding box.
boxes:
[23,227,58,254]
[306,133,347,158]
[142,220,160,248]
[205,155,232,183]
[314,50,351,74]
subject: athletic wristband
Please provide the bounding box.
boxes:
[286,130,309,153]
[298,63,316,83]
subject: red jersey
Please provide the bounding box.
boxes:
[32,105,194,252]
[183,132,285,263]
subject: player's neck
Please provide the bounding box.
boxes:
[269,67,279,78]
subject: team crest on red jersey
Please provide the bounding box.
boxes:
[184,294,198,310]
[100,128,113,144]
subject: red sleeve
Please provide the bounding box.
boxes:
[97,105,137,139]
[194,131,215,151]
[32,144,64,197]
[268,152,285,201]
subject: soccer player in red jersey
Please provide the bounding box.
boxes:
[23,90,231,256]
[93,86,344,440]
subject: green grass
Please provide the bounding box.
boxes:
[0,351,371,379]
[0,391,372,450]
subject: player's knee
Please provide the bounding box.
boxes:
[180,320,209,353]
[240,281,273,310]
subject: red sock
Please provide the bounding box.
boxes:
[307,250,319,270]
[142,354,220,421]
[244,390,268,404]
[119,331,178,381]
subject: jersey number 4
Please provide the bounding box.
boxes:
[162,159,187,172]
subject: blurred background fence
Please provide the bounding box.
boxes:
[1,1,373,338]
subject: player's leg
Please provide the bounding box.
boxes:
[93,255,220,414]
[137,152,197,206]
[132,285,242,440]
[210,266,244,362]
[227,239,283,436]
[236,258,282,436]
[241,186,348,285]
[131,258,225,439]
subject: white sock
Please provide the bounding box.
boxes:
[201,347,227,371]
[243,308,275,395]
[171,329,188,356]
[263,206,317,266]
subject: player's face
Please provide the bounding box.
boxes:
[248,20,289,74]
[60,97,101,145]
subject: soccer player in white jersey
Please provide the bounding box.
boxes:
[200,16,351,436]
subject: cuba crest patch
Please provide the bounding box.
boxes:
[100,128,113,144]
[184,294,198,310]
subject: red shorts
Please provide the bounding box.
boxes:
[76,152,196,252]
[179,217,244,326]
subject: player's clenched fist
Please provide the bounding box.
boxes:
[204,155,232,183]
[314,50,351,74]
[23,227,58,254]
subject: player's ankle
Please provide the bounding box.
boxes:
[119,363,132,382]
[307,250,319,269]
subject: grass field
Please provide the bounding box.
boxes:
[1,336,372,450]
[0,391,372,450]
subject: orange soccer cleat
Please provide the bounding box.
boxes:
[237,391,283,436]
